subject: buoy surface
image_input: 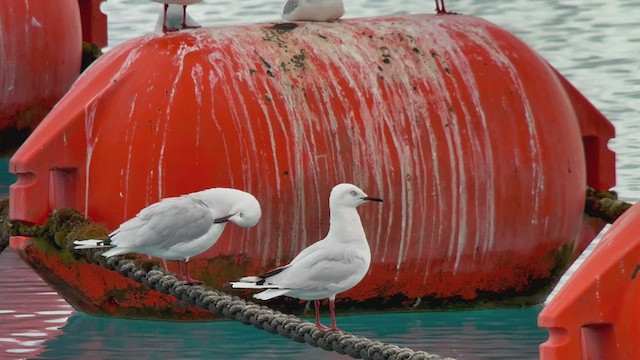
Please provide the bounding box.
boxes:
[10,14,615,317]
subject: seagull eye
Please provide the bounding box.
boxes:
[239,212,245,218]
[350,191,357,196]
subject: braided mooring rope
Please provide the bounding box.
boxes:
[87,251,454,360]
[584,187,632,224]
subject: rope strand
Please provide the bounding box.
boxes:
[584,187,632,224]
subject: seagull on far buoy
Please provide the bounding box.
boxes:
[152,0,203,32]
[282,0,345,22]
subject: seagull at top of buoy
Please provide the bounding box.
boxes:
[74,188,262,284]
[282,0,345,22]
[151,0,203,32]
[230,183,383,332]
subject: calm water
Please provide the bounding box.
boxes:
[2,0,639,359]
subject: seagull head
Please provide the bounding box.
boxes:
[213,191,262,228]
[329,183,383,209]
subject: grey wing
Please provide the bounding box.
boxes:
[283,0,299,15]
[269,242,365,290]
[111,196,215,250]
[257,243,313,285]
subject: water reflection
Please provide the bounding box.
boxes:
[33,308,545,359]
[0,250,73,359]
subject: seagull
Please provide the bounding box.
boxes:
[74,188,261,284]
[230,183,382,332]
[281,0,345,22]
[151,0,203,32]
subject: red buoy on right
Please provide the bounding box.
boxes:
[539,203,640,359]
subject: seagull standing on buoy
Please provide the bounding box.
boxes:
[152,0,203,32]
[230,183,382,332]
[74,188,262,284]
[281,0,345,22]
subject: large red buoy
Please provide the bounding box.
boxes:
[539,202,640,359]
[0,0,82,153]
[10,14,615,319]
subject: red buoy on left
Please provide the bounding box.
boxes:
[0,0,107,155]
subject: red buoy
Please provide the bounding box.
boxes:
[10,14,615,319]
[539,203,640,359]
[0,0,82,152]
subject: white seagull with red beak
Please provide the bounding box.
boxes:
[230,183,382,332]
[74,188,261,284]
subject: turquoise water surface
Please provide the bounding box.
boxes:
[0,157,14,196]
[36,308,545,359]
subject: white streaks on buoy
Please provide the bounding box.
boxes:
[191,64,204,148]
[122,94,139,218]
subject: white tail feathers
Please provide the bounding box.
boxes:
[229,279,280,290]
[73,239,113,250]
[74,240,131,258]
[228,277,289,300]
[253,289,289,300]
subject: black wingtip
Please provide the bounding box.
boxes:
[270,22,298,32]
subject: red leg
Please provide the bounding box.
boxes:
[435,0,457,15]
[176,260,184,280]
[314,300,331,331]
[180,5,201,29]
[162,4,171,32]
[161,4,181,32]
[328,297,342,332]
[181,5,188,28]
[184,260,203,285]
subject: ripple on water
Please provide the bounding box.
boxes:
[0,250,73,359]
